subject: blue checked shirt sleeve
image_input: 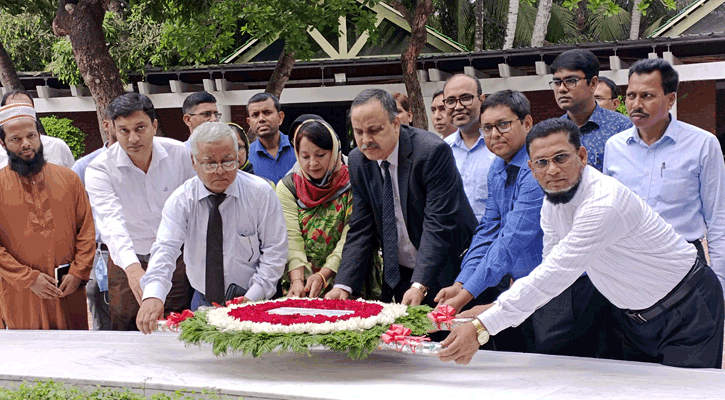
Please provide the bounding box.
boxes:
[457,171,500,284]
[462,168,545,298]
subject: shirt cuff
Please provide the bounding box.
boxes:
[333,284,352,294]
[117,250,140,270]
[286,258,309,273]
[462,279,490,300]
[142,280,170,303]
[245,283,265,302]
[476,302,508,336]
[323,255,341,273]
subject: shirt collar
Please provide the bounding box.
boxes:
[568,165,592,207]
[490,145,529,176]
[450,129,486,151]
[377,141,400,168]
[279,132,292,149]
[115,138,168,170]
[562,104,605,128]
[626,113,678,145]
[195,171,241,202]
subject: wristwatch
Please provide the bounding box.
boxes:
[470,317,490,346]
[411,282,428,297]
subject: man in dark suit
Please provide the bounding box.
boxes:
[326,89,477,307]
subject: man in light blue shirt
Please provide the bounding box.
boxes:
[247,92,296,183]
[136,122,287,334]
[443,74,497,221]
[604,58,725,294]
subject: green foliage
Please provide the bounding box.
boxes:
[47,39,83,86]
[616,95,628,115]
[179,305,435,360]
[238,0,380,61]
[515,1,578,47]
[0,12,56,71]
[39,116,86,159]
[0,380,236,400]
[589,3,630,41]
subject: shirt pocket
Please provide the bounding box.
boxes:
[236,230,260,264]
[656,169,697,204]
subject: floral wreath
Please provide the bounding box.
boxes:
[171,298,437,359]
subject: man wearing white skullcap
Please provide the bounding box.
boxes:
[0,103,95,330]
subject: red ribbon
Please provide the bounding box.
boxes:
[165,309,195,327]
[380,324,430,353]
[428,304,456,329]
[226,296,246,306]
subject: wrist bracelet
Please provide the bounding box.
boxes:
[315,272,328,288]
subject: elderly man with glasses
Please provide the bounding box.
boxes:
[443,74,497,222]
[136,122,288,334]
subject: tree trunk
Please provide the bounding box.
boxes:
[0,40,23,92]
[630,0,644,40]
[54,0,125,143]
[456,0,466,46]
[265,47,296,99]
[530,0,553,48]
[391,0,432,130]
[503,0,519,50]
[474,0,484,51]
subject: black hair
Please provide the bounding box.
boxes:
[290,114,325,148]
[628,58,679,94]
[182,91,217,115]
[550,49,600,82]
[596,76,620,99]
[432,89,445,101]
[248,92,281,112]
[526,118,581,156]
[480,90,531,120]
[443,74,483,96]
[350,89,398,122]
[107,93,156,123]
[1,89,34,107]
[0,120,43,141]
[294,120,335,151]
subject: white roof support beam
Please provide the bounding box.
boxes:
[138,82,161,95]
[498,63,524,78]
[427,68,451,82]
[609,56,630,70]
[464,66,489,79]
[36,85,58,99]
[535,61,549,76]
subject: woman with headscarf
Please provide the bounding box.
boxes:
[276,118,352,298]
[227,122,254,174]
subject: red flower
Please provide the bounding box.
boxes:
[166,310,194,327]
[227,299,384,326]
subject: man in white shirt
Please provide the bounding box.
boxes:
[181,91,220,150]
[86,93,196,331]
[439,118,724,369]
[136,122,287,334]
[0,90,75,169]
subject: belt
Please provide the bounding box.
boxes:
[625,258,706,324]
[98,243,109,251]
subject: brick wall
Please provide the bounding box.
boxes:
[525,90,564,123]
[678,80,717,134]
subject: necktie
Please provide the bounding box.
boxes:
[205,193,226,304]
[505,164,520,188]
[381,161,400,289]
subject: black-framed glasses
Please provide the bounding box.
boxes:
[188,111,222,120]
[482,119,522,137]
[443,94,476,109]
[196,158,238,173]
[531,152,576,171]
[549,77,585,90]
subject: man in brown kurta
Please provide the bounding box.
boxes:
[0,103,95,329]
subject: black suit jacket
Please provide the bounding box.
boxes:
[337,124,477,292]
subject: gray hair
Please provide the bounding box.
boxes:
[350,89,399,122]
[189,121,238,156]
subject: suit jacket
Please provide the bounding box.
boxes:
[337,124,478,292]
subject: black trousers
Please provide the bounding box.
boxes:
[612,263,724,368]
[527,275,612,358]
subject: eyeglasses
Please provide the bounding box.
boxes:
[443,94,476,109]
[531,152,576,171]
[196,159,238,173]
[481,119,521,137]
[549,77,585,90]
[188,111,222,120]
[594,96,615,102]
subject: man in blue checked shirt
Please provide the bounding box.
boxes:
[435,90,544,352]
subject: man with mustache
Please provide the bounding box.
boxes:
[443,74,497,222]
[604,58,725,297]
[439,118,723,369]
[0,104,95,330]
[326,89,477,307]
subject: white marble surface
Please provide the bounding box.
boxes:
[0,330,723,400]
